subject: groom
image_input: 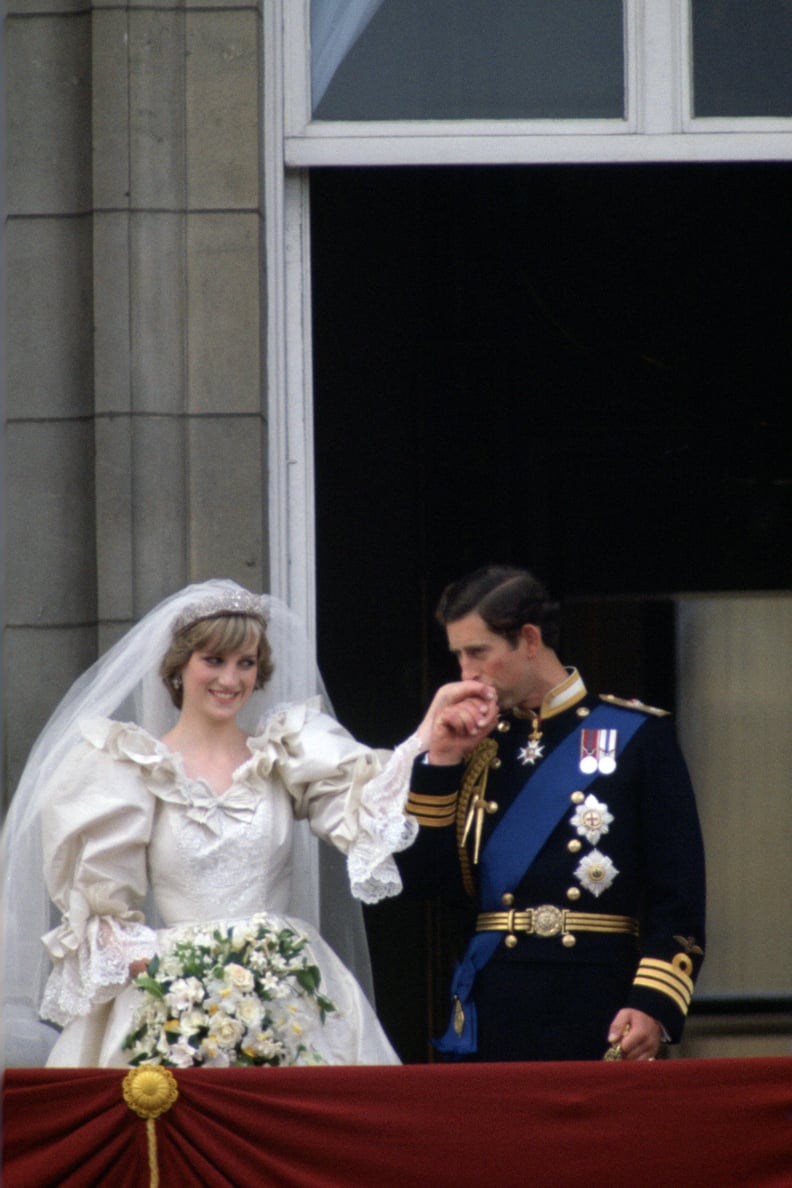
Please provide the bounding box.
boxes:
[401,564,706,1062]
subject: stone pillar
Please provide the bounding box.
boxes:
[3,0,267,800]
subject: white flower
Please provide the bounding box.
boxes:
[260,971,290,998]
[250,912,274,931]
[168,1039,199,1068]
[159,955,185,978]
[199,1036,231,1068]
[165,976,205,1012]
[140,999,168,1027]
[570,794,614,846]
[180,1007,209,1037]
[244,1032,286,1061]
[231,923,256,950]
[189,929,214,948]
[208,1013,246,1049]
[574,849,619,897]
[155,1032,173,1058]
[224,963,255,993]
[237,996,265,1028]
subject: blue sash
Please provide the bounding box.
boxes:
[435,703,645,1056]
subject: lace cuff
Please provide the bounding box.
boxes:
[40,915,156,1027]
[347,733,421,904]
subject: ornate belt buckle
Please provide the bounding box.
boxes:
[532,904,564,938]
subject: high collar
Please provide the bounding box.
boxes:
[513,667,587,722]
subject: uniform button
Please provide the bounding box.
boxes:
[673,953,694,977]
[501,892,515,907]
[490,757,502,770]
[571,790,585,804]
[566,887,581,901]
[496,719,511,733]
[576,706,590,718]
[504,934,518,949]
[562,933,576,948]
[567,839,582,853]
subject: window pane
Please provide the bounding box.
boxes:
[312,0,624,121]
[692,0,792,117]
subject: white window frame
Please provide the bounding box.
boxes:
[264,3,318,626]
[283,0,792,165]
[265,0,792,616]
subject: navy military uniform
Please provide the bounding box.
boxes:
[397,669,706,1061]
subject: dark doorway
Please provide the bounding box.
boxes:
[310,164,792,1059]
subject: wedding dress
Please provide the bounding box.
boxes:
[41,700,419,1067]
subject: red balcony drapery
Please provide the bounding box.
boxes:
[4,1057,792,1187]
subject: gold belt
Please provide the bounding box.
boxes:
[476,905,639,941]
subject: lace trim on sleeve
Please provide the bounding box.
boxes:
[40,915,156,1027]
[346,733,421,905]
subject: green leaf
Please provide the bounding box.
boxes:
[135,975,165,999]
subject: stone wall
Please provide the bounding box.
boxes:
[3,0,267,800]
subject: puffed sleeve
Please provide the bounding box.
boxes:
[39,720,158,1026]
[247,699,421,904]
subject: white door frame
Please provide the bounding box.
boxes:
[264,4,317,630]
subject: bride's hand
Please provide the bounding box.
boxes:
[129,958,152,979]
[416,681,498,763]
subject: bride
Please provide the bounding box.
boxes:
[1,580,495,1068]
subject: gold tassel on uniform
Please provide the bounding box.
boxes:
[457,739,498,891]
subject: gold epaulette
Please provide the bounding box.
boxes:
[456,738,498,898]
[405,789,458,828]
[599,693,670,717]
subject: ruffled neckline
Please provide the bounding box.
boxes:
[79,697,324,813]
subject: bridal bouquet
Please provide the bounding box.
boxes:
[123,913,336,1068]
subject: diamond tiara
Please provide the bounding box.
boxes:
[172,589,269,635]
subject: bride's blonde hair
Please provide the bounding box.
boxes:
[160,613,274,708]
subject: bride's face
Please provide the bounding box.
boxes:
[179,642,259,722]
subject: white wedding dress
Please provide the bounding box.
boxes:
[40,697,419,1068]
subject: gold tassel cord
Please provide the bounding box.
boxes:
[122,1065,179,1188]
[146,1119,159,1188]
[463,789,500,866]
[457,739,499,882]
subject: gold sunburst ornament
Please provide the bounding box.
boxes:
[123,1066,179,1188]
[123,1065,179,1118]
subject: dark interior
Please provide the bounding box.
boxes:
[311,163,791,1059]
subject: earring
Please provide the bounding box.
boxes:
[173,675,183,690]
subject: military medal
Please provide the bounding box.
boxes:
[574,849,619,897]
[579,728,618,775]
[597,729,617,774]
[518,714,544,766]
[518,737,544,765]
[570,793,614,845]
[579,730,599,774]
